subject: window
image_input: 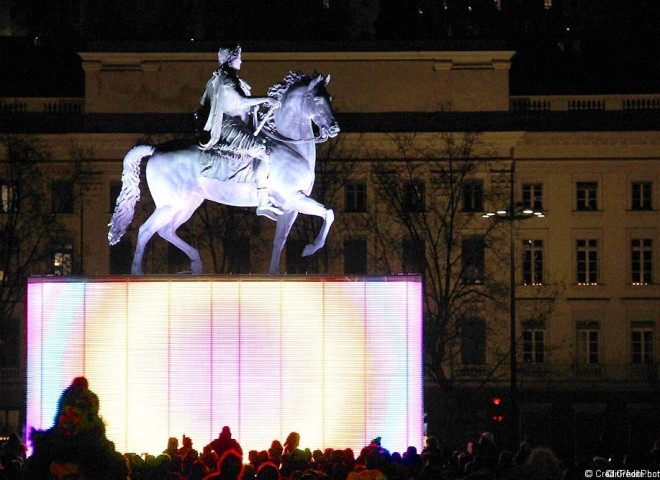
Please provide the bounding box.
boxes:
[522,239,544,285]
[0,313,20,367]
[344,239,367,275]
[576,182,598,211]
[631,182,652,210]
[53,245,73,276]
[461,317,486,365]
[462,180,483,212]
[1,183,16,212]
[577,325,599,364]
[522,183,543,211]
[402,238,425,274]
[576,239,598,284]
[345,182,367,213]
[462,236,485,284]
[631,239,653,285]
[631,326,654,364]
[109,180,122,213]
[0,409,20,431]
[51,180,74,213]
[404,181,425,212]
[522,329,545,364]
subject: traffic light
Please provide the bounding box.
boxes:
[491,396,505,423]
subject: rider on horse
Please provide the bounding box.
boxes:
[196,45,282,219]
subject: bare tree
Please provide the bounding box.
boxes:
[369,131,565,442]
[189,202,269,274]
[370,132,508,389]
[0,135,73,365]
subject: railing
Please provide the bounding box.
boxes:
[518,363,551,378]
[572,363,602,377]
[510,94,660,112]
[0,97,84,114]
[2,94,659,116]
[452,362,658,384]
[454,365,489,377]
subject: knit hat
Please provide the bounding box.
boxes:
[57,377,99,416]
[25,377,128,479]
[54,377,102,434]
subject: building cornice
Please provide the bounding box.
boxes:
[79,50,515,72]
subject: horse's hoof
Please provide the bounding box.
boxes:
[302,244,318,257]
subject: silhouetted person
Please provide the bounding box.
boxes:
[21,377,128,480]
[204,449,243,480]
[256,461,281,480]
[208,426,243,459]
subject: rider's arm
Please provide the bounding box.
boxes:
[222,84,275,111]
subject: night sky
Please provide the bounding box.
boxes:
[1,0,659,97]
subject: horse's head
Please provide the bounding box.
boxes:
[303,74,340,141]
[268,72,340,142]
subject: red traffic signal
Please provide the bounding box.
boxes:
[491,396,504,422]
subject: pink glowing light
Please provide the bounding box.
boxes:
[26,276,423,456]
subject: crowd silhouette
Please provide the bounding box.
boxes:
[1,378,659,479]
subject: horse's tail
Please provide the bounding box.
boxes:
[107,145,156,245]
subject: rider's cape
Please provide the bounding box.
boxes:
[198,70,269,182]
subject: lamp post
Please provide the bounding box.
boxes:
[483,162,544,444]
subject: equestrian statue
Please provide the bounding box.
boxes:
[108,45,340,274]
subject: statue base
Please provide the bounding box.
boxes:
[26,275,423,456]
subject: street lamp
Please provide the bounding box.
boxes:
[483,162,544,444]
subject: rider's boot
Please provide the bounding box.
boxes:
[255,156,282,219]
[257,187,282,220]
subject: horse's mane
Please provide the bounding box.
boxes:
[267,71,310,102]
[261,71,311,134]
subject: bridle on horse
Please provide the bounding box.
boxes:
[260,93,334,145]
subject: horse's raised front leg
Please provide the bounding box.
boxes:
[288,192,334,258]
[302,208,333,257]
[269,211,298,274]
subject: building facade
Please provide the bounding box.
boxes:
[1,47,659,458]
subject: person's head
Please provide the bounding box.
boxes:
[270,439,283,456]
[284,431,300,451]
[526,447,562,479]
[219,449,244,478]
[256,461,281,480]
[54,377,103,436]
[167,437,179,452]
[218,45,242,70]
[189,459,209,479]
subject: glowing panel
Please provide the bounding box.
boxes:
[26,276,423,457]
